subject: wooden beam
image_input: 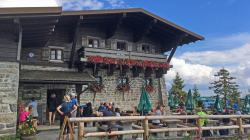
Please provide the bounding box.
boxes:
[106,13,126,39]
[17,19,22,61]
[69,18,80,68]
[167,34,187,63]
[134,19,157,42]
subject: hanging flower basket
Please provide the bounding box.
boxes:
[89,83,104,93]
[145,84,154,93]
[116,84,130,92]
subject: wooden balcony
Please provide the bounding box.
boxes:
[80,47,167,63]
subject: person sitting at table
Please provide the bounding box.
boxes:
[98,102,106,112]
[152,105,163,126]
[103,108,123,130]
[114,108,121,117]
[219,109,230,135]
[82,102,93,117]
[79,104,86,117]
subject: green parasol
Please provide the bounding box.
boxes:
[214,95,223,113]
[138,87,152,115]
[242,96,250,114]
[185,89,194,111]
[168,91,175,109]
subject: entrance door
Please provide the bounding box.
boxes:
[47,89,65,122]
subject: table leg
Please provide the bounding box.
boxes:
[121,122,133,140]
[168,123,177,137]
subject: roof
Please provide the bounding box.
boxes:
[20,70,96,84]
[62,8,204,40]
[0,8,204,48]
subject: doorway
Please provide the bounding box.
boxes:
[47,89,65,122]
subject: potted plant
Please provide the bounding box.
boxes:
[19,115,37,140]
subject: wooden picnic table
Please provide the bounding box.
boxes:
[162,119,181,137]
[120,120,137,140]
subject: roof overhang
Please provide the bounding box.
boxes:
[20,70,96,84]
[62,8,204,41]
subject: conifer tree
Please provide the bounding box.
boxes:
[209,68,240,109]
[170,72,186,105]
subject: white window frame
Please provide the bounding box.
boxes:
[140,43,154,53]
[48,46,64,63]
[116,40,128,51]
[87,36,100,48]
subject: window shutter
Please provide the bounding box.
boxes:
[100,39,105,48]
[111,40,116,49]
[42,47,50,61]
[81,37,88,47]
[127,42,133,51]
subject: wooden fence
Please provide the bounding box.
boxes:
[59,115,250,140]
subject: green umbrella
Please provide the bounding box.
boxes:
[242,96,250,114]
[214,95,223,113]
[138,87,152,115]
[185,89,194,111]
[168,91,175,109]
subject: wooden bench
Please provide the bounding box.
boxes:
[132,124,143,139]
[149,123,165,138]
[97,125,119,140]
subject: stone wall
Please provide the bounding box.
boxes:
[80,69,168,111]
[0,62,19,136]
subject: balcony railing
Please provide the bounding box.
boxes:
[81,47,167,63]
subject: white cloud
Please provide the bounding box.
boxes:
[0,0,60,7]
[166,33,250,96]
[62,0,104,10]
[105,0,125,8]
[164,58,216,96]
[180,43,250,66]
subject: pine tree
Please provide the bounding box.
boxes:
[209,68,240,109]
[170,72,186,105]
[193,84,200,106]
[193,84,200,99]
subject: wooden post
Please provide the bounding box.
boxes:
[78,122,85,140]
[59,116,68,140]
[237,117,244,136]
[196,118,202,139]
[143,118,149,140]
[68,119,74,140]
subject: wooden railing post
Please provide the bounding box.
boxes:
[237,116,244,136]
[78,122,85,140]
[59,116,67,140]
[196,117,202,139]
[143,118,149,140]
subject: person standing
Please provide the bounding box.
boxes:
[57,95,77,139]
[28,97,39,127]
[48,93,57,125]
[70,93,78,131]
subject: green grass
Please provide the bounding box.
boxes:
[0,135,20,140]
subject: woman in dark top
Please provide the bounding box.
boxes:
[82,102,93,117]
[48,93,57,126]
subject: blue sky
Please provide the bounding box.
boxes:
[62,0,250,96]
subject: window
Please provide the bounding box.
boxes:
[88,38,99,48]
[118,77,128,85]
[117,41,127,51]
[50,49,63,61]
[96,76,103,85]
[142,44,151,53]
